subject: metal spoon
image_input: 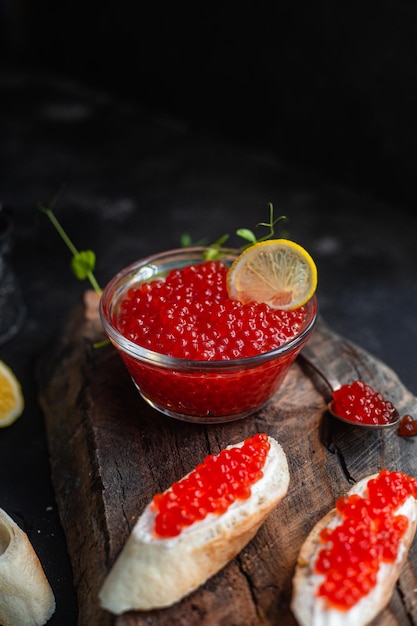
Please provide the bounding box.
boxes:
[299,344,400,429]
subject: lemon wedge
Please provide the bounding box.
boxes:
[227,239,317,310]
[0,360,24,427]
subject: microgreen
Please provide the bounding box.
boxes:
[183,203,288,259]
[236,202,288,247]
[180,233,210,248]
[203,233,231,260]
[38,198,102,296]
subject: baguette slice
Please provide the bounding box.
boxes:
[0,507,56,626]
[99,434,289,614]
[292,472,417,626]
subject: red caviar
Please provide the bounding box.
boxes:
[152,433,270,537]
[332,380,398,426]
[315,469,417,610]
[116,261,307,360]
[108,259,316,419]
[398,414,417,437]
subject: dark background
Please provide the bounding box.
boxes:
[1,2,417,207]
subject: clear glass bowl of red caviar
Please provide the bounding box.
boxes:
[100,247,318,423]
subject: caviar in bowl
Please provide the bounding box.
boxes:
[99,247,318,423]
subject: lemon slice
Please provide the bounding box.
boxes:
[0,360,24,427]
[227,239,317,310]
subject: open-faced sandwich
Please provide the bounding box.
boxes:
[99,433,290,614]
[292,469,417,626]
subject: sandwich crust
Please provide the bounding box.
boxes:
[99,435,290,614]
[291,474,417,626]
[0,508,56,626]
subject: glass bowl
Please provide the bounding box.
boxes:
[100,247,318,423]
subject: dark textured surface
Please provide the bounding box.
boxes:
[38,304,417,626]
[0,68,417,624]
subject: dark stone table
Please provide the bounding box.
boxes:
[1,68,417,625]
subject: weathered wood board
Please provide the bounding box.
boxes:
[38,296,417,626]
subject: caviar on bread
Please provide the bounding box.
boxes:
[99,434,289,614]
[291,470,417,626]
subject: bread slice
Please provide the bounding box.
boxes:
[291,473,417,626]
[99,435,290,614]
[0,507,55,626]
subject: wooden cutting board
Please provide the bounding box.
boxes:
[38,294,417,626]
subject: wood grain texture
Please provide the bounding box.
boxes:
[38,296,417,626]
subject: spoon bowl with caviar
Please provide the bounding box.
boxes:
[299,344,400,429]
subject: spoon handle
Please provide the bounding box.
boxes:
[299,344,342,394]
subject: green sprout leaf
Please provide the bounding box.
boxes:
[204,247,223,260]
[71,250,96,280]
[203,233,230,260]
[38,198,102,296]
[180,233,193,248]
[236,228,257,244]
[180,203,289,259]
